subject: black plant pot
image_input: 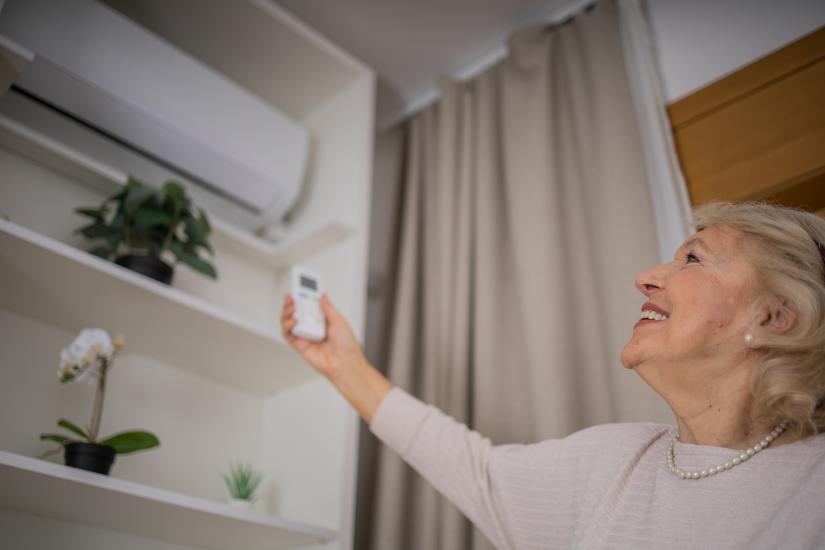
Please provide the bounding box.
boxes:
[115,254,174,285]
[64,442,116,475]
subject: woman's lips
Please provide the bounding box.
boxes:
[633,318,666,329]
[641,302,670,317]
[635,303,670,329]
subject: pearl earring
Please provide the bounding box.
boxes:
[744,333,754,346]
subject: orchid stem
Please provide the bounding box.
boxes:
[89,359,108,442]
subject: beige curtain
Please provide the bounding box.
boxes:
[358,2,672,548]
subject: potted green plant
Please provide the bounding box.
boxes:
[40,329,160,475]
[222,463,263,510]
[74,177,217,285]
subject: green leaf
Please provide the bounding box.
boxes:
[163,181,185,202]
[99,431,160,454]
[110,187,128,202]
[199,210,212,234]
[125,176,144,189]
[178,251,217,279]
[184,238,212,255]
[107,211,125,249]
[183,215,206,244]
[124,184,156,214]
[89,246,113,259]
[169,239,184,260]
[110,179,136,203]
[109,210,125,229]
[74,207,106,221]
[133,208,172,229]
[181,213,213,254]
[59,370,76,383]
[57,418,90,440]
[39,433,76,446]
[78,223,117,240]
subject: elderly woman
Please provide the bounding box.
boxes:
[281,202,825,549]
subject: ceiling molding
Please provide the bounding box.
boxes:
[378,0,595,130]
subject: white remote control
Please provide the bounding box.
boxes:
[290,266,326,342]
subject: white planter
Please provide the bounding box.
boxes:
[227,498,254,511]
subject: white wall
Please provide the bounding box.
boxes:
[647,0,825,102]
[265,73,376,548]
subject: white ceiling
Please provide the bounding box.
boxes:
[273,0,582,128]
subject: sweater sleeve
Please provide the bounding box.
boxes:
[369,387,516,549]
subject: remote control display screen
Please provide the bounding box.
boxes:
[300,275,318,291]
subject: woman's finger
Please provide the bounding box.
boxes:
[320,294,340,323]
[281,315,293,335]
[284,331,306,350]
[282,319,297,339]
[281,298,295,322]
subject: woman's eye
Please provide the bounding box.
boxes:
[686,252,700,264]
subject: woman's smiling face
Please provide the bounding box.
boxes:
[621,226,762,383]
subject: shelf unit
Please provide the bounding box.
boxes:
[0,217,314,395]
[0,114,355,270]
[0,1,375,547]
[0,451,336,550]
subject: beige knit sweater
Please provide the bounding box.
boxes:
[370,388,825,549]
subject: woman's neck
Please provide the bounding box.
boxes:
[669,361,784,449]
[675,412,778,449]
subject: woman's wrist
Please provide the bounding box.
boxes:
[328,356,394,423]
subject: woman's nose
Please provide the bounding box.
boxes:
[635,263,668,297]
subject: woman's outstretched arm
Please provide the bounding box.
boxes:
[280,293,393,423]
[280,293,517,549]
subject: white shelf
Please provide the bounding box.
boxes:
[0,114,354,269]
[0,451,336,550]
[0,218,315,395]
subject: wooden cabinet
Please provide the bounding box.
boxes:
[667,25,825,215]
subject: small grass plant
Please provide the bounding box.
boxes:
[222,463,263,502]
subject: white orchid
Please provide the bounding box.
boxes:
[42,329,159,460]
[58,329,123,384]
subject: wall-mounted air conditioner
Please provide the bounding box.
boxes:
[0,0,310,233]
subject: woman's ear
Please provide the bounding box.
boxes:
[758,297,797,335]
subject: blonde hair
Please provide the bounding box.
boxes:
[692,202,825,439]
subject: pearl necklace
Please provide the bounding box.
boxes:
[666,421,788,480]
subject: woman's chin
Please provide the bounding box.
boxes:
[620,345,638,369]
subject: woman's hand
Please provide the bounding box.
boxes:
[280,293,393,423]
[281,293,366,380]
